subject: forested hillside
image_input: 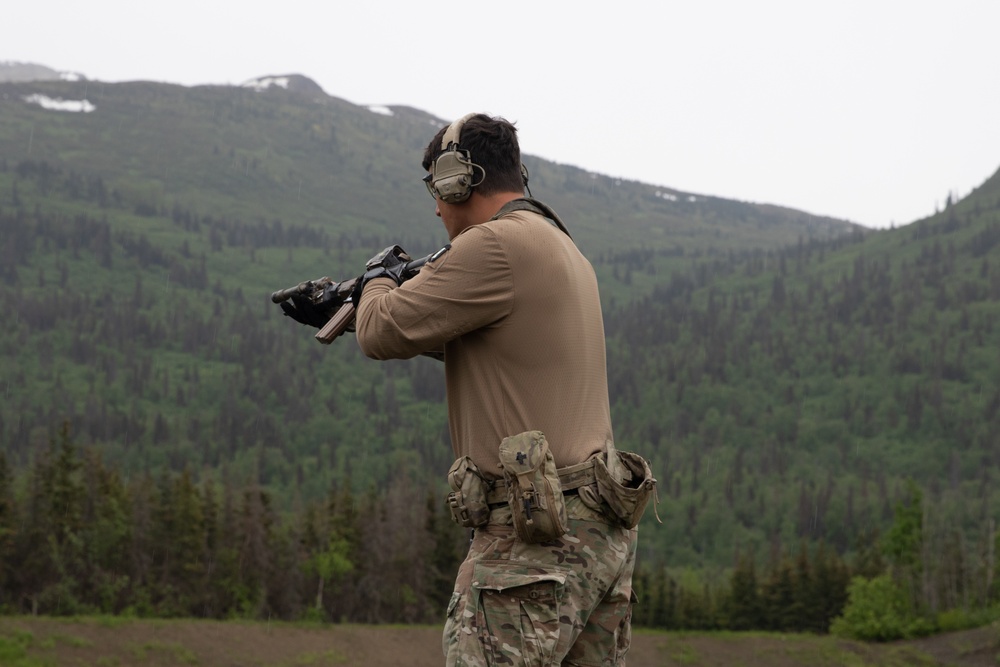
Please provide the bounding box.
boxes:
[0,76,855,495]
[2,74,999,613]
[607,166,1000,570]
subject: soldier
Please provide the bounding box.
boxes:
[353,114,652,666]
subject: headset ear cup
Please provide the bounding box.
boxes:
[431,149,478,203]
[428,113,484,204]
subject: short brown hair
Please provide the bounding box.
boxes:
[422,114,524,196]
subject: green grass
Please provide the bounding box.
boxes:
[128,640,199,664]
[0,629,55,667]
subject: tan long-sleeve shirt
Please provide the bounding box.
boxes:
[355,204,613,476]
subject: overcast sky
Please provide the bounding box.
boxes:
[6,1,999,228]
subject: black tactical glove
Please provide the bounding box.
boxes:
[279,281,339,328]
[350,245,414,305]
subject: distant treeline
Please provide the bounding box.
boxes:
[2,431,998,638]
[0,427,463,624]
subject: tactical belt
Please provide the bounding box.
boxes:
[485,458,597,506]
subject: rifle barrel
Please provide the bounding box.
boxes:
[270,281,313,304]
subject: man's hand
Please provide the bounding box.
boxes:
[279,279,349,328]
[351,245,414,304]
[280,289,332,328]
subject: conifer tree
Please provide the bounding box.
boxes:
[645,565,677,629]
[883,480,924,613]
[726,552,762,630]
[812,541,850,632]
[78,448,131,613]
[157,468,207,615]
[761,557,799,631]
[0,451,15,607]
[208,480,246,617]
[21,424,87,614]
[323,484,362,621]
[199,477,220,617]
[236,485,275,617]
[793,542,815,631]
[126,471,156,614]
[424,490,463,612]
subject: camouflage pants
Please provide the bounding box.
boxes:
[443,496,638,667]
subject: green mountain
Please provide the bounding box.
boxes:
[4,73,996,576]
[606,165,1000,567]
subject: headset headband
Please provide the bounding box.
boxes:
[442,113,477,151]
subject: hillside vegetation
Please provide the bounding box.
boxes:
[0,76,856,494]
[1,75,1000,634]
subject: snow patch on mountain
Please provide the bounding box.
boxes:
[242,76,290,91]
[23,94,95,113]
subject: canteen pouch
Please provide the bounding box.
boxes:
[447,456,490,528]
[594,445,657,529]
[498,431,569,543]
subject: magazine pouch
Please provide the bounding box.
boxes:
[498,431,569,543]
[594,443,657,529]
[446,456,490,528]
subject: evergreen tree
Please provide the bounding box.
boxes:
[424,490,463,613]
[78,448,131,613]
[199,477,221,617]
[792,543,816,631]
[208,480,247,617]
[883,481,925,616]
[761,557,800,631]
[812,542,850,632]
[0,451,15,608]
[126,472,156,614]
[19,424,87,614]
[726,552,762,630]
[237,486,275,617]
[323,485,362,621]
[152,467,207,615]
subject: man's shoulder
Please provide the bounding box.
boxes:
[492,197,571,238]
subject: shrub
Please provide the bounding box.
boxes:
[936,604,1000,633]
[829,575,934,641]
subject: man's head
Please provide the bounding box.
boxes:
[422,114,525,201]
[423,114,526,239]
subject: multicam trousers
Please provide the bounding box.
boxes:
[443,496,638,667]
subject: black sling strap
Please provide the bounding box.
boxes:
[489,198,573,240]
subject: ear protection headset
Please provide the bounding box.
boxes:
[426,113,485,204]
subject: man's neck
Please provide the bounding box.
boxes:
[470,191,524,226]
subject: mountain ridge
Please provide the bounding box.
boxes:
[0,60,859,244]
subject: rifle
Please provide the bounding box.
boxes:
[271,246,448,344]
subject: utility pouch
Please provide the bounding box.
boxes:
[498,431,569,543]
[446,456,490,528]
[594,445,657,529]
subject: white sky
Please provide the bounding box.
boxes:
[6,1,1000,228]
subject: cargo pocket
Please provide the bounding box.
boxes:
[614,589,638,665]
[442,590,462,661]
[472,562,569,667]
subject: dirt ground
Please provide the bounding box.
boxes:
[1,616,998,666]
